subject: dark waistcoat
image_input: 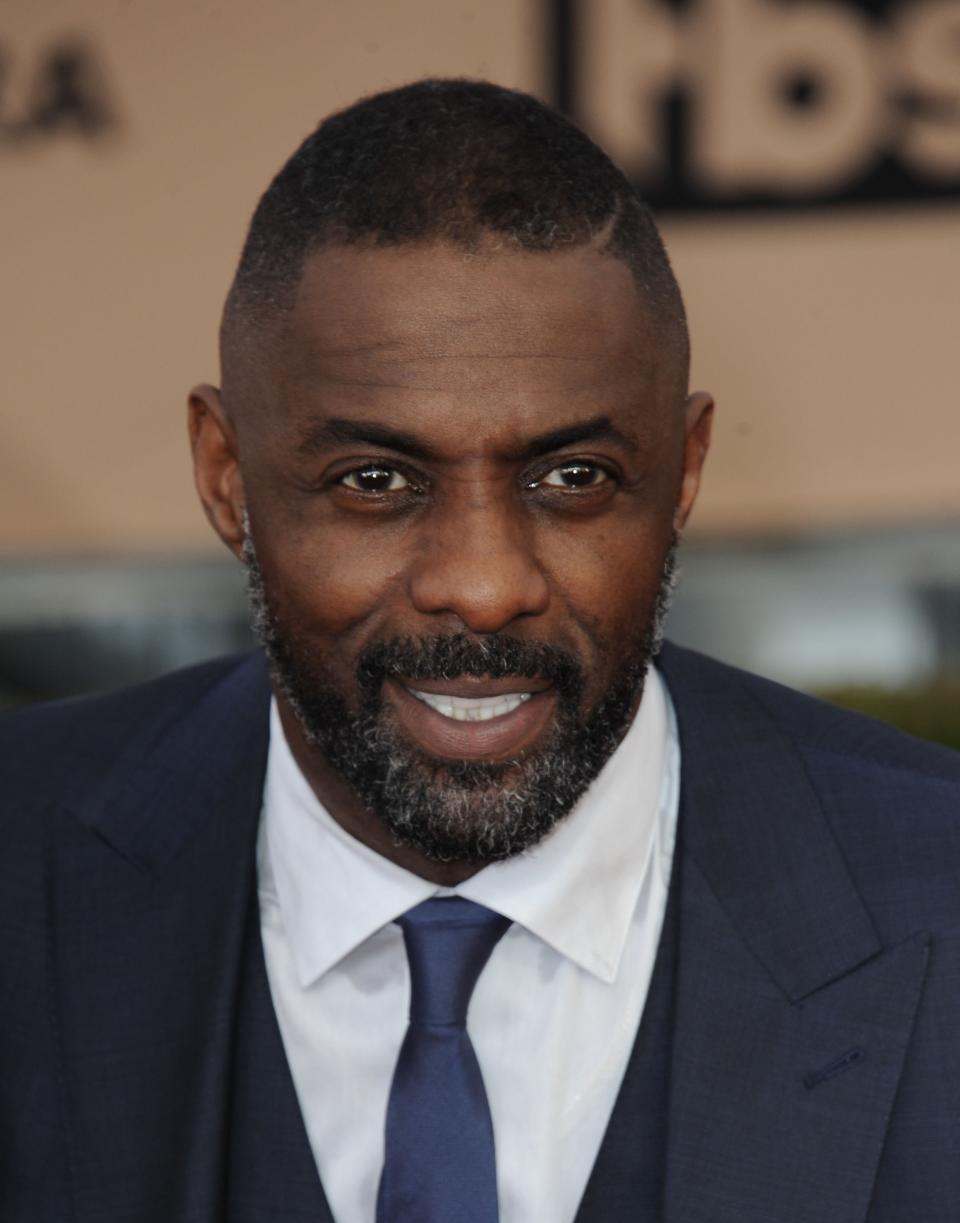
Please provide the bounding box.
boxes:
[225,854,683,1223]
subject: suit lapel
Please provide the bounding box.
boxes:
[658,645,930,1223]
[46,654,327,1222]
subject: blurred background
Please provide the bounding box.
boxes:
[2,0,958,745]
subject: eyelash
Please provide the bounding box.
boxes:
[338,465,416,494]
[527,461,612,490]
[334,460,615,497]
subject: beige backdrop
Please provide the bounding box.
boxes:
[2,0,958,553]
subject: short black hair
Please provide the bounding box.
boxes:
[221,78,688,383]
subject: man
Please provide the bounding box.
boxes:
[2,79,959,1223]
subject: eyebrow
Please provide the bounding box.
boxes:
[516,416,639,459]
[297,418,436,460]
[296,414,638,462]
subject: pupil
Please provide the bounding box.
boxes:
[563,465,593,486]
[361,467,390,489]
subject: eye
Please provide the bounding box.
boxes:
[339,464,410,493]
[538,462,610,489]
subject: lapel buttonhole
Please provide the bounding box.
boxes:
[803,1046,866,1090]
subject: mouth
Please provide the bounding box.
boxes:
[408,688,533,722]
[384,676,558,761]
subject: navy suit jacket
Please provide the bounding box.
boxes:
[3,643,960,1222]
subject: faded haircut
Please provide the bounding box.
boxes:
[220,78,688,392]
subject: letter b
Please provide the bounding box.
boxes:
[691,0,884,194]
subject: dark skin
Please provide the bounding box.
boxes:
[190,239,713,885]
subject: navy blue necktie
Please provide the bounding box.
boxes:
[377,896,511,1223]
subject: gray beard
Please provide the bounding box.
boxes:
[243,518,679,865]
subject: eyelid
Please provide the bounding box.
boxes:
[524,458,615,489]
[336,460,417,493]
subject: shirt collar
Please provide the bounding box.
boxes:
[259,702,436,988]
[259,667,672,988]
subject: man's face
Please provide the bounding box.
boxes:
[192,241,712,873]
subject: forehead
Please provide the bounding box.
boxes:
[259,241,675,447]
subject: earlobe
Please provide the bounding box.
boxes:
[674,391,714,531]
[188,383,246,557]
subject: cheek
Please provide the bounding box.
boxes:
[540,528,672,703]
[545,522,669,626]
[264,529,407,646]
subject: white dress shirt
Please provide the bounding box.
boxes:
[257,665,680,1223]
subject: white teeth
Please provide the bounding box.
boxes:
[408,689,532,722]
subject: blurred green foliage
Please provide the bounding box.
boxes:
[818,684,960,752]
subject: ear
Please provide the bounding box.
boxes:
[674,391,714,532]
[188,383,246,558]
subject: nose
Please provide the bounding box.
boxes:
[408,493,550,634]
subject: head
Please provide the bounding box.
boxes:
[190,79,713,882]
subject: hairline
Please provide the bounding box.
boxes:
[219,231,690,418]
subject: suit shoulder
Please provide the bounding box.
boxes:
[0,652,263,808]
[661,641,960,788]
[662,643,960,940]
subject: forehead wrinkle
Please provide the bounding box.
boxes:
[292,327,639,364]
[283,336,653,395]
[277,318,645,389]
[301,351,618,383]
[294,293,646,362]
[283,363,645,400]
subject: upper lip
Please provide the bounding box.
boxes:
[393,676,553,699]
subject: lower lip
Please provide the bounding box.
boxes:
[385,679,557,761]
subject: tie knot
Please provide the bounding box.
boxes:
[399,897,511,1028]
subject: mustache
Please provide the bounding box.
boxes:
[356,633,584,701]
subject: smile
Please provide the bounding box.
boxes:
[407,688,532,722]
[384,678,557,761]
